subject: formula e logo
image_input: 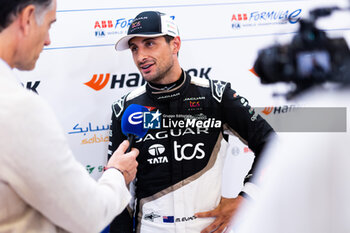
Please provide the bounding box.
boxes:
[144,110,161,129]
[174,141,205,161]
[128,112,143,125]
[148,144,165,156]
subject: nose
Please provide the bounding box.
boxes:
[44,33,51,46]
[135,48,148,64]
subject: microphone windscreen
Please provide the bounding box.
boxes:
[121,104,149,139]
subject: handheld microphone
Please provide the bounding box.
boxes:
[121,104,149,152]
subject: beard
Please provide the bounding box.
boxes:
[141,58,174,84]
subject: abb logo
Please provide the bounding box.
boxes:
[231,13,248,21]
[94,20,113,29]
[94,19,133,29]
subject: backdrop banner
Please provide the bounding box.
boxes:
[15,0,350,195]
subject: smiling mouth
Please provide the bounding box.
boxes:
[140,63,154,73]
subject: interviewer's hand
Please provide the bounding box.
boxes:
[195,196,245,233]
[107,140,139,185]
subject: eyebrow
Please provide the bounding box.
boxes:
[129,37,155,48]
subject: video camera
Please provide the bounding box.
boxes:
[254,7,350,98]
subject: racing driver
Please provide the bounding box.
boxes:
[108,11,275,233]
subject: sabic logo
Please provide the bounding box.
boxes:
[148,144,165,156]
[262,107,274,115]
[86,165,95,174]
[86,165,104,174]
[84,74,110,91]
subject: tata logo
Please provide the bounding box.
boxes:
[174,141,205,161]
[128,112,143,125]
[147,144,168,164]
[148,144,165,156]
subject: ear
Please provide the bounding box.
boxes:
[18,5,36,36]
[172,36,181,55]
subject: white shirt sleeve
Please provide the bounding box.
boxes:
[0,92,131,233]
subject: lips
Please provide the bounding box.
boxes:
[140,63,154,73]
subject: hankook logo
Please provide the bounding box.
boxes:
[262,107,274,115]
[85,68,211,91]
[84,74,110,91]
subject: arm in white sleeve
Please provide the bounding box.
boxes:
[0,93,131,233]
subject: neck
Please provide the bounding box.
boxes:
[151,61,182,85]
[149,69,185,91]
[0,26,18,69]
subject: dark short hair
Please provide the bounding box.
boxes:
[164,35,174,44]
[164,35,179,56]
[0,0,52,32]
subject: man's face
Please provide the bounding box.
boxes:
[16,0,57,70]
[129,36,176,84]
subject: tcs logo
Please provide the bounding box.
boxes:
[174,141,205,161]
